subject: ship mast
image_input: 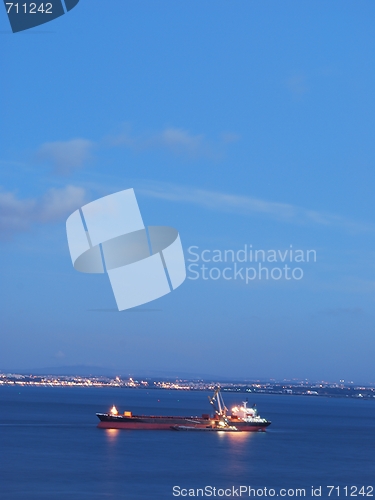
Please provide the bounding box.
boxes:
[208,387,228,419]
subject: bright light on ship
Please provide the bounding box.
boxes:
[110,405,119,415]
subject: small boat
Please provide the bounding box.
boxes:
[171,425,240,432]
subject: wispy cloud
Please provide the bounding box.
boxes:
[139,182,373,233]
[285,73,309,97]
[285,67,337,98]
[158,128,206,156]
[0,185,86,237]
[0,190,36,234]
[221,132,241,144]
[36,139,94,174]
[32,125,238,173]
[320,307,364,316]
[106,125,228,159]
[0,160,29,168]
[38,185,87,222]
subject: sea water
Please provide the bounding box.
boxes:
[0,387,374,499]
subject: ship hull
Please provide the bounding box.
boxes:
[96,414,271,431]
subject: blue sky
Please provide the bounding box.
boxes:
[1,1,375,382]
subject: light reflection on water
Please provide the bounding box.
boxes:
[216,429,256,474]
[104,428,120,442]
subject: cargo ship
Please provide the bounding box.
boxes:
[96,388,271,431]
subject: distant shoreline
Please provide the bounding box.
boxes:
[1,373,374,400]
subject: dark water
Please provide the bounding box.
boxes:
[0,387,374,499]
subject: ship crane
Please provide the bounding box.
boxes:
[208,387,230,427]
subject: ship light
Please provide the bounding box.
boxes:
[218,421,225,427]
[110,405,119,415]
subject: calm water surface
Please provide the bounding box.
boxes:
[0,387,374,499]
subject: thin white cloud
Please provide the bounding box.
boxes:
[139,182,373,233]
[33,125,238,172]
[157,128,205,156]
[106,126,226,159]
[38,185,87,222]
[320,307,364,316]
[0,160,28,167]
[0,190,36,233]
[221,132,241,144]
[0,185,86,237]
[285,73,309,97]
[36,139,94,174]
